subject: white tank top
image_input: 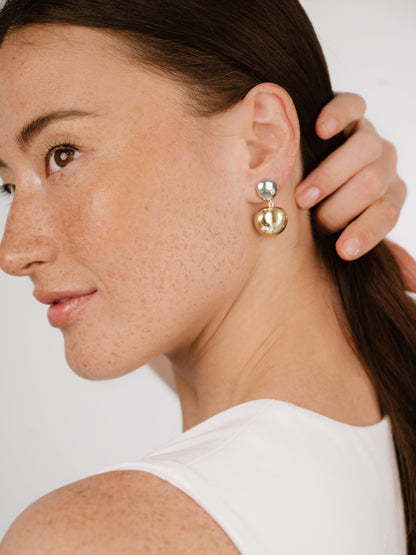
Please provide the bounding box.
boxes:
[103,399,407,554]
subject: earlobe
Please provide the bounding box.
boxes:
[245,84,300,179]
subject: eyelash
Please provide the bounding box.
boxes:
[43,141,80,176]
[0,141,80,198]
[0,183,15,198]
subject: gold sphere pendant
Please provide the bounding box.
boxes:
[254,207,288,236]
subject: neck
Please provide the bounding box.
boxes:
[167,236,380,428]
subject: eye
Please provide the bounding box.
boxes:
[0,182,15,199]
[46,145,81,176]
[0,176,15,199]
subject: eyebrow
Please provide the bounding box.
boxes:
[0,110,98,169]
[18,110,98,148]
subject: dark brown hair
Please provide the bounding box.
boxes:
[1,0,415,551]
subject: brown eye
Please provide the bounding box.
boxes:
[54,148,75,168]
[46,145,80,176]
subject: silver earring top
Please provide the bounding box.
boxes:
[256,179,278,201]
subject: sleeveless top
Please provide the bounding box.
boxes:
[103,399,407,554]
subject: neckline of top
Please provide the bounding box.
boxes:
[211,398,390,432]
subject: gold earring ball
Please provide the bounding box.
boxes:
[253,206,288,236]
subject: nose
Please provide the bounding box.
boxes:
[0,195,58,277]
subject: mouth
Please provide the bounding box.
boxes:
[34,289,97,306]
[33,290,97,328]
[52,297,73,305]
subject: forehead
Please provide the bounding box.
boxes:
[0,25,125,104]
[0,24,186,140]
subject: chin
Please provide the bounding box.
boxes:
[64,345,150,381]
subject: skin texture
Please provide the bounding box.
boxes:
[150,97,414,430]
[295,96,407,261]
[0,24,381,421]
[0,24,412,553]
[0,471,241,554]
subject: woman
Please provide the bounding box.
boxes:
[0,0,415,553]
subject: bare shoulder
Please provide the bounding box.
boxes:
[0,470,240,554]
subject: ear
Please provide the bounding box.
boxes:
[239,83,301,186]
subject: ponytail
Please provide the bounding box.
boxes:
[1,0,415,549]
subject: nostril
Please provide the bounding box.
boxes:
[0,251,32,276]
[0,235,58,276]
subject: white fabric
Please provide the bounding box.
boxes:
[103,399,407,554]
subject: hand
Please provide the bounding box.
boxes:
[295,92,408,261]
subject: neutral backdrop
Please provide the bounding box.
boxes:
[1,0,415,538]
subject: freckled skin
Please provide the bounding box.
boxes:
[0,26,253,381]
[0,23,385,555]
[0,25,381,428]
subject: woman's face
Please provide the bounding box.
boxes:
[0,25,255,378]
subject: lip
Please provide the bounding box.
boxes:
[47,291,97,328]
[34,289,96,306]
[33,290,97,328]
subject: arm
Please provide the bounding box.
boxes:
[0,472,238,554]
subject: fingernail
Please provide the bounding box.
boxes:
[298,186,320,208]
[321,118,338,137]
[342,238,361,259]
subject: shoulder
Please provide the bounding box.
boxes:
[0,470,239,554]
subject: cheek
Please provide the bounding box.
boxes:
[73,132,234,286]
[56,124,253,376]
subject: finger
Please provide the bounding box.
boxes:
[335,191,405,260]
[385,239,416,293]
[313,148,397,233]
[316,92,367,139]
[296,127,383,209]
[353,116,377,134]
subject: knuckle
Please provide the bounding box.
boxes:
[358,117,376,133]
[387,178,408,209]
[356,94,367,115]
[357,221,383,251]
[396,178,408,203]
[314,206,341,234]
[357,130,383,160]
[379,197,400,227]
[309,165,333,190]
[360,168,384,199]
[383,140,398,165]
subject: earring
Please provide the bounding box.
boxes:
[253,179,288,236]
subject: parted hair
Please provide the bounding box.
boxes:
[1,1,415,551]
